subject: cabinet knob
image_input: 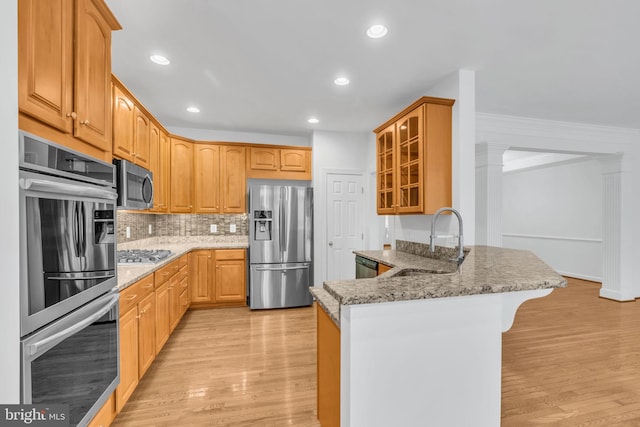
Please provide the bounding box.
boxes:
[80,120,90,125]
[66,112,77,119]
[328,241,334,247]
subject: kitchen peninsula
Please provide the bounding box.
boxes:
[312,240,566,427]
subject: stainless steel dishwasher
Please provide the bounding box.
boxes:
[355,255,378,278]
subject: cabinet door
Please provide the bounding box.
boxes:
[86,392,115,427]
[137,292,156,379]
[112,84,134,161]
[149,123,161,212]
[169,276,181,332]
[215,259,246,303]
[221,145,246,213]
[249,147,278,171]
[280,149,308,172]
[116,306,138,413]
[157,131,170,212]
[155,282,170,354]
[133,107,150,168]
[169,138,193,213]
[18,0,74,134]
[193,144,221,213]
[395,107,424,213]
[189,250,214,303]
[74,0,113,151]
[376,124,396,214]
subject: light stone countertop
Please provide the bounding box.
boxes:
[318,242,567,327]
[310,287,340,327]
[116,236,248,290]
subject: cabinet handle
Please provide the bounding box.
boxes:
[66,112,77,119]
[136,314,141,319]
[125,294,137,301]
[143,283,154,289]
[80,120,90,125]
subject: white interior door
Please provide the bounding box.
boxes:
[326,173,365,280]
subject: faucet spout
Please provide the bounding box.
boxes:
[430,207,464,265]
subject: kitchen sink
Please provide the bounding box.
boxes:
[391,267,457,277]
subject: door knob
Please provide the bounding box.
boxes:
[328,241,333,247]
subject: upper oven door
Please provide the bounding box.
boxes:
[19,169,118,337]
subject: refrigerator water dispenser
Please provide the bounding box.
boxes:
[253,210,272,241]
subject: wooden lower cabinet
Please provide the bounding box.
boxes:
[155,282,170,354]
[87,393,115,427]
[317,304,340,427]
[137,292,156,378]
[116,301,139,413]
[190,249,246,308]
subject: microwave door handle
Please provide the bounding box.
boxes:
[26,294,119,359]
[20,178,117,200]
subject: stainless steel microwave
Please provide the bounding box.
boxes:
[114,159,154,210]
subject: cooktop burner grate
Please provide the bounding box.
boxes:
[117,249,172,264]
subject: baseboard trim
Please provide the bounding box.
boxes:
[557,271,602,283]
[598,288,636,302]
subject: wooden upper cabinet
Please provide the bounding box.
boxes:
[376,123,395,214]
[280,149,307,172]
[250,147,278,171]
[149,123,162,212]
[373,96,454,215]
[112,84,134,161]
[18,0,120,159]
[157,131,170,212]
[221,145,246,213]
[18,0,74,134]
[247,146,311,180]
[74,0,118,152]
[169,138,193,213]
[194,144,221,213]
[133,107,150,168]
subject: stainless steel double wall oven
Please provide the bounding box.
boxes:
[19,131,120,427]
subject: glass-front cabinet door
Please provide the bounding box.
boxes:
[395,106,423,213]
[376,124,396,214]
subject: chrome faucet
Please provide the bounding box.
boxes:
[430,207,464,265]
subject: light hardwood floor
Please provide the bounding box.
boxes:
[502,278,640,426]
[113,278,640,426]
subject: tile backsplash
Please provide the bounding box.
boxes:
[117,212,248,243]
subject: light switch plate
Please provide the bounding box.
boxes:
[230,224,236,233]
[148,224,153,235]
[210,224,217,233]
[126,226,131,239]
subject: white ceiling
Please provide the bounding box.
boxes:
[106,0,640,137]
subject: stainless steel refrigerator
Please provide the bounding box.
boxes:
[248,184,313,309]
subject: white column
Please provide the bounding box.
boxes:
[475,143,509,246]
[599,154,634,301]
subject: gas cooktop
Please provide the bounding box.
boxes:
[117,249,172,264]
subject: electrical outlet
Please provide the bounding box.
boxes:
[148,224,153,235]
[230,224,236,233]
[210,224,217,233]
[126,226,131,239]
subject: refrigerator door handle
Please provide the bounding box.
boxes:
[280,187,287,252]
[255,266,309,272]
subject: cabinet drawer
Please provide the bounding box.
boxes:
[179,275,189,293]
[216,249,245,260]
[175,254,188,269]
[176,264,188,282]
[120,274,154,313]
[155,260,180,287]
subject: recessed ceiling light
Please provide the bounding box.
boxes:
[366,24,388,39]
[334,77,350,86]
[308,118,319,124]
[186,106,200,113]
[150,54,170,65]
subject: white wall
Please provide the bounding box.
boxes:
[1,0,20,403]
[502,158,603,281]
[311,131,373,286]
[166,126,311,146]
[392,69,476,247]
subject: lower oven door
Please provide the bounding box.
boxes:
[21,292,120,427]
